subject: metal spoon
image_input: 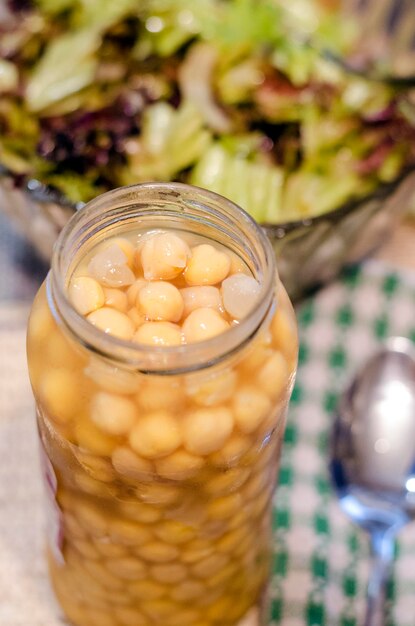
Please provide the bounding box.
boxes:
[329,337,415,626]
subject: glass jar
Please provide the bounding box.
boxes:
[26,183,298,626]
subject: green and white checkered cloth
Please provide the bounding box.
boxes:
[270,260,415,626]
[1,260,415,626]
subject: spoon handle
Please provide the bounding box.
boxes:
[363,531,395,626]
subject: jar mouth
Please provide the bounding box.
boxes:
[50,182,277,374]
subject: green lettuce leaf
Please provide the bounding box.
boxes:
[25,29,100,112]
[26,0,139,112]
[191,143,284,223]
[205,0,284,51]
[124,100,212,182]
[133,0,214,58]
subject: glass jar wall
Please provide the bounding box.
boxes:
[26,183,298,626]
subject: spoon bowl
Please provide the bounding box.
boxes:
[330,337,415,625]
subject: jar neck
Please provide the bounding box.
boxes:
[49,182,277,374]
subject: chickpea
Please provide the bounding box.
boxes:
[84,358,141,395]
[150,562,188,584]
[138,377,184,412]
[90,392,138,436]
[205,596,235,621]
[27,291,54,344]
[180,538,214,564]
[64,513,86,541]
[205,467,250,497]
[206,562,238,589]
[239,339,272,374]
[108,518,153,546]
[167,497,207,527]
[114,607,148,626]
[225,509,248,533]
[271,305,298,367]
[243,471,268,501]
[39,368,81,424]
[103,287,128,312]
[75,417,118,456]
[258,351,289,399]
[164,609,201,626]
[74,501,109,538]
[127,307,145,328]
[185,368,237,407]
[111,446,154,482]
[75,451,116,482]
[93,539,127,558]
[216,526,250,554]
[87,307,135,340]
[129,410,182,459]
[232,386,272,434]
[192,553,229,579]
[206,493,242,520]
[209,433,252,468]
[155,449,204,480]
[127,278,147,306]
[58,489,75,512]
[72,538,100,561]
[82,560,124,590]
[248,489,272,520]
[69,276,105,316]
[136,482,181,506]
[74,473,107,497]
[180,286,222,318]
[182,308,229,344]
[45,330,82,370]
[184,244,230,286]
[139,541,180,563]
[102,589,132,607]
[154,520,196,545]
[119,500,161,524]
[138,281,184,322]
[85,609,117,626]
[229,252,250,275]
[55,596,88,626]
[129,579,165,600]
[170,580,205,602]
[183,407,234,455]
[105,556,147,580]
[140,232,190,280]
[141,599,178,621]
[133,321,182,346]
[43,324,73,361]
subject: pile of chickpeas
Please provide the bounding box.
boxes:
[27,230,297,626]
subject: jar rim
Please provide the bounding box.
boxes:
[50,182,277,373]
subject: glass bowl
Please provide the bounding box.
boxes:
[1,0,415,301]
[1,166,415,302]
[264,167,415,300]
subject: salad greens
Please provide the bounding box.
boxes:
[0,0,414,221]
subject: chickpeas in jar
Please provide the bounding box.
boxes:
[27,183,298,626]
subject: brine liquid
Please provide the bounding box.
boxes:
[27,227,297,626]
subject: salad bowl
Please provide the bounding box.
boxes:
[1,0,414,299]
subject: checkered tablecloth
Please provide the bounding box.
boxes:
[271,261,415,626]
[1,260,415,626]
